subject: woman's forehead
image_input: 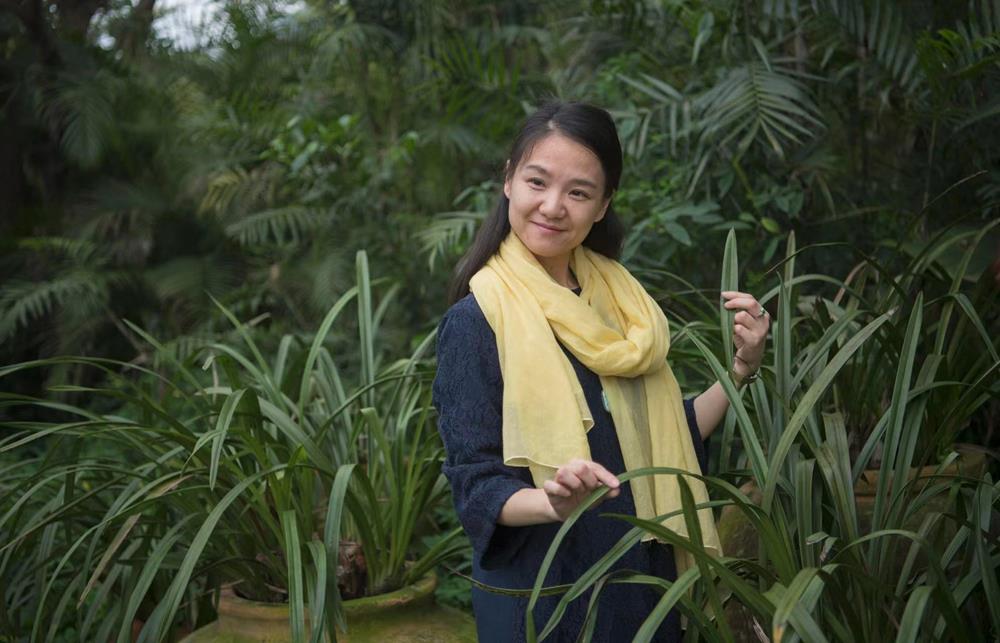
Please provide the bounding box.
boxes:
[515,133,605,184]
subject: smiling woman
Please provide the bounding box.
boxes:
[503,135,611,289]
[433,101,770,642]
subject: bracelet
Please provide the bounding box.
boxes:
[730,354,760,388]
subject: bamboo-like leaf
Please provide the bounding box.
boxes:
[688,331,769,483]
[147,466,285,642]
[763,312,892,512]
[209,389,246,490]
[633,567,701,643]
[678,476,732,640]
[777,233,796,416]
[356,252,376,413]
[79,474,190,605]
[893,586,932,643]
[771,567,830,643]
[323,464,356,638]
[974,476,1000,633]
[116,517,193,643]
[306,540,328,643]
[282,510,306,643]
[297,286,359,412]
[720,228,739,373]
[871,293,923,538]
[258,399,333,472]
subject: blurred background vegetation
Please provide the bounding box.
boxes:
[4,0,997,394]
[1,0,999,640]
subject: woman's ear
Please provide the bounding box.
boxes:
[503,160,512,199]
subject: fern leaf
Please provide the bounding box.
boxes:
[223,206,325,247]
[697,63,824,160]
[0,274,109,343]
[417,211,486,270]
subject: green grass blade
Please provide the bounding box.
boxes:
[356,251,376,409]
[763,311,891,512]
[116,517,193,643]
[633,567,701,643]
[297,286,359,412]
[306,540,328,643]
[688,331,769,482]
[209,388,246,490]
[147,465,284,642]
[281,510,305,643]
[720,228,739,371]
[893,586,933,643]
[323,464,356,638]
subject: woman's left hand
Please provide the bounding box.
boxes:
[721,291,770,376]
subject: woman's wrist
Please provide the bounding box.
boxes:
[732,352,760,378]
[498,488,559,526]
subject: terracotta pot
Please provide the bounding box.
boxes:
[180,572,476,643]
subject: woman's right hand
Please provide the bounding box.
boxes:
[543,459,620,522]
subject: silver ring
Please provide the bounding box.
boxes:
[756,305,766,319]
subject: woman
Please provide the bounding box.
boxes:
[432,101,769,642]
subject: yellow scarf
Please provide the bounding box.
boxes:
[469,231,721,571]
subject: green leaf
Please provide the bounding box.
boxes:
[282,510,305,643]
[761,216,781,233]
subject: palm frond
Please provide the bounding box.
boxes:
[198,164,280,217]
[818,0,923,95]
[417,211,486,271]
[0,273,110,343]
[15,237,102,264]
[41,70,121,169]
[224,205,327,247]
[696,62,824,160]
[150,330,219,369]
[144,256,243,302]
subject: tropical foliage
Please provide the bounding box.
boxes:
[1,251,460,640]
[2,0,998,641]
[519,231,1000,642]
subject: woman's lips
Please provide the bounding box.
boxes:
[532,221,564,232]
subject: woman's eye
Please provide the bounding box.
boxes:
[527,177,544,187]
[571,190,590,199]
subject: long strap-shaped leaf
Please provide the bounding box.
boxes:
[146,465,286,643]
[762,312,891,513]
[323,463,356,641]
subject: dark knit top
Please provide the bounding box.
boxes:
[432,291,707,643]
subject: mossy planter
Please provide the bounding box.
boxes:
[180,572,476,643]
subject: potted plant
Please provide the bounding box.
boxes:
[704,227,996,554]
[0,251,475,642]
[478,230,999,641]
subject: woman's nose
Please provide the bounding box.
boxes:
[538,190,564,217]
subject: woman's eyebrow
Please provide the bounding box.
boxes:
[523,164,599,189]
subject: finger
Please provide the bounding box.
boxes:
[572,462,599,489]
[723,297,761,311]
[544,479,571,498]
[556,469,583,491]
[587,462,620,490]
[734,322,762,338]
[721,291,753,299]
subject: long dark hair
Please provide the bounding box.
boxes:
[447,101,625,304]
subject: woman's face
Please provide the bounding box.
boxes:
[504,133,610,273]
